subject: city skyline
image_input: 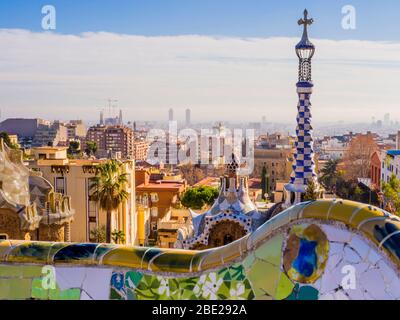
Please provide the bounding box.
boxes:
[0,1,400,123]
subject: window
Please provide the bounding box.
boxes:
[0,234,8,240]
[87,178,99,242]
[55,177,66,195]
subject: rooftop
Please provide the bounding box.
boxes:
[136,182,186,191]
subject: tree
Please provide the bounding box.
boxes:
[68,140,80,157]
[320,159,340,193]
[303,179,319,201]
[0,131,18,149]
[181,186,219,210]
[382,174,400,215]
[178,163,206,185]
[90,159,129,243]
[90,225,106,243]
[112,230,126,244]
[261,164,269,200]
[343,134,378,180]
[85,141,98,157]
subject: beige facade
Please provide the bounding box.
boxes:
[33,121,68,147]
[87,125,134,160]
[66,120,87,139]
[28,147,137,245]
[133,139,149,161]
[252,148,293,194]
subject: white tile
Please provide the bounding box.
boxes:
[359,269,386,299]
[327,253,343,272]
[82,268,114,300]
[55,267,87,291]
[80,290,92,300]
[329,242,344,256]
[322,225,352,243]
[333,290,349,300]
[319,292,335,300]
[387,277,400,299]
[349,236,370,261]
[377,260,396,284]
[366,249,382,265]
[343,246,362,264]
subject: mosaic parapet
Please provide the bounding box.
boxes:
[0,199,400,300]
[0,199,399,273]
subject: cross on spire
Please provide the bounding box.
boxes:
[298,9,314,39]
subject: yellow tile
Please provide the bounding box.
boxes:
[219,240,242,264]
[350,207,385,229]
[301,200,335,220]
[102,246,149,269]
[149,250,197,273]
[0,241,12,261]
[327,200,361,224]
[199,250,224,271]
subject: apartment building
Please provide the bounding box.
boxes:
[133,139,149,161]
[66,120,87,140]
[87,125,134,159]
[28,147,137,244]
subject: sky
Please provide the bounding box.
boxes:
[0,0,400,123]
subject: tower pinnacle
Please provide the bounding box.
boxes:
[284,9,321,207]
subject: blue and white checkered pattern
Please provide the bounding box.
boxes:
[289,83,317,188]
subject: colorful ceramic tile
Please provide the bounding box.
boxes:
[283,224,328,284]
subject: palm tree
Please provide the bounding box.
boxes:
[320,159,340,193]
[90,159,129,243]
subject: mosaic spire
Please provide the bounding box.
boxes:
[226,153,239,178]
[285,9,319,206]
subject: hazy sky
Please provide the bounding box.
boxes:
[0,0,399,123]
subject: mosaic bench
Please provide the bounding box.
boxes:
[0,199,399,300]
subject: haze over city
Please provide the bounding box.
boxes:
[0,0,400,124]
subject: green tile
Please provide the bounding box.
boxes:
[242,253,256,270]
[8,279,32,300]
[0,278,33,300]
[31,278,49,300]
[254,234,283,267]
[0,265,43,279]
[0,279,10,299]
[246,260,281,298]
[53,288,81,300]
[274,273,295,300]
[21,266,44,278]
[0,265,22,277]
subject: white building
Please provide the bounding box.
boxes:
[381,150,400,185]
[319,138,348,160]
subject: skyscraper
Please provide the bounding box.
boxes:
[284,9,320,207]
[168,108,174,122]
[100,111,104,125]
[119,109,123,125]
[185,108,191,126]
[384,113,390,127]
